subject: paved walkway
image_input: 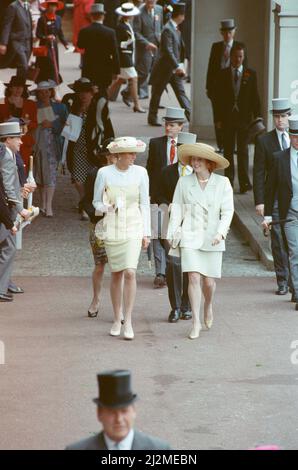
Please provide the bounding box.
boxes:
[1,50,297,451]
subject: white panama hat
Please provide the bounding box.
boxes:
[107,136,146,154]
[178,143,230,170]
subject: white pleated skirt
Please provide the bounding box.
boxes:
[181,248,223,279]
[120,67,138,79]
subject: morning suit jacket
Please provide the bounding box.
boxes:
[0,0,32,68]
[65,430,171,450]
[253,129,282,206]
[265,148,294,220]
[215,66,261,127]
[167,172,234,252]
[115,21,135,68]
[146,136,168,204]
[0,172,14,230]
[206,40,247,99]
[149,20,185,86]
[0,145,23,214]
[133,3,163,53]
[77,22,120,87]
[156,162,179,206]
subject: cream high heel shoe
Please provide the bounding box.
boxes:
[110,322,122,337]
[123,323,134,340]
[188,323,202,340]
[204,304,214,330]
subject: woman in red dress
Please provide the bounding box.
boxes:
[0,76,38,174]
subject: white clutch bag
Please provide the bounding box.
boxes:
[61,113,83,142]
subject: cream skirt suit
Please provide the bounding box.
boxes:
[93,164,151,272]
[167,172,234,278]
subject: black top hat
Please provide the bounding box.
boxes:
[4,75,28,88]
[93,370,138,408]
[68,78,94,93]
[172,2,186,16]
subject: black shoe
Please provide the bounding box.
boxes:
[8,284,24,294]
[291,293,298,303]
[276,286,289,295]
[168,309,180,323]
[121,91,131,107]
[0,293,13,302]
[148,119,162,127]
[180,310,192,320]
[158,105,165,109]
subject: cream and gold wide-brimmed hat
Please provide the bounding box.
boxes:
[107,136,146,154]
[178,143,230,170]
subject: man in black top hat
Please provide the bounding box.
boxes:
[206,19,246,153]
[77,3,120,97]
[148,2,191,126]
[66,370,171,450]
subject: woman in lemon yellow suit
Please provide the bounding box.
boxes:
[93,137,150,340]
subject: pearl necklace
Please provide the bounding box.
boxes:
[198,178,209,183]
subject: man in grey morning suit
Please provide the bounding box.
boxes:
[0,123,30,302]
[133,0,163,99]
[148,2,190,126]
[253,98,292,296]
[264,115,298,311]
[0,0,32,79]
[66,370,171,450]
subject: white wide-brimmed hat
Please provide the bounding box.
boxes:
[115,2,140,16]
[107,136,146,154]
[30,80,57,95]
[178,143,230,170]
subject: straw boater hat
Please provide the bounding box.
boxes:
[107,136,146,154]
[93,370,138,408]
[115,2,140,17]
[40,1,64,10]
[178,143,230,170]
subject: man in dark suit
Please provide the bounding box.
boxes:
[148,2,190,126]
[216,42,261,193]
[0,0,32,79]
[206,19,247,153]
[157,131,195,323]
[133,0,163,99]
[254,98,292,296]
[147,107,185,288]
[66,370,171,450]
[77,3,120,96]
[264,116,298,311]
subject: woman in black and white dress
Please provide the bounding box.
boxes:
[109,2,145,113]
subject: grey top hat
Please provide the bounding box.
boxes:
[288,115,298,135]
[221,19,236,30]
[177,132,197,145]
[271,98,292,114]
[0,122,23,138]
[162,107,186,122]
[90,3,105,15]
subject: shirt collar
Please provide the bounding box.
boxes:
[232,64,243,74]
[290,146,298,157]
[94,20,104,24]
[276,128,288,137]
[170,19,178,29]
[225,40,234,47]
[168,136,178,142]
[104,429,134,450]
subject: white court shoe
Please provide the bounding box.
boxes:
[110,322,122,337]
[188,324,202,340]
[123,324,134,340]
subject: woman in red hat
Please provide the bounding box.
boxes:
[0,76,38,174]
[36,1,69,82]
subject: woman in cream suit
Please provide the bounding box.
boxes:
[93,137,150,340]
[167,143,234,339]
